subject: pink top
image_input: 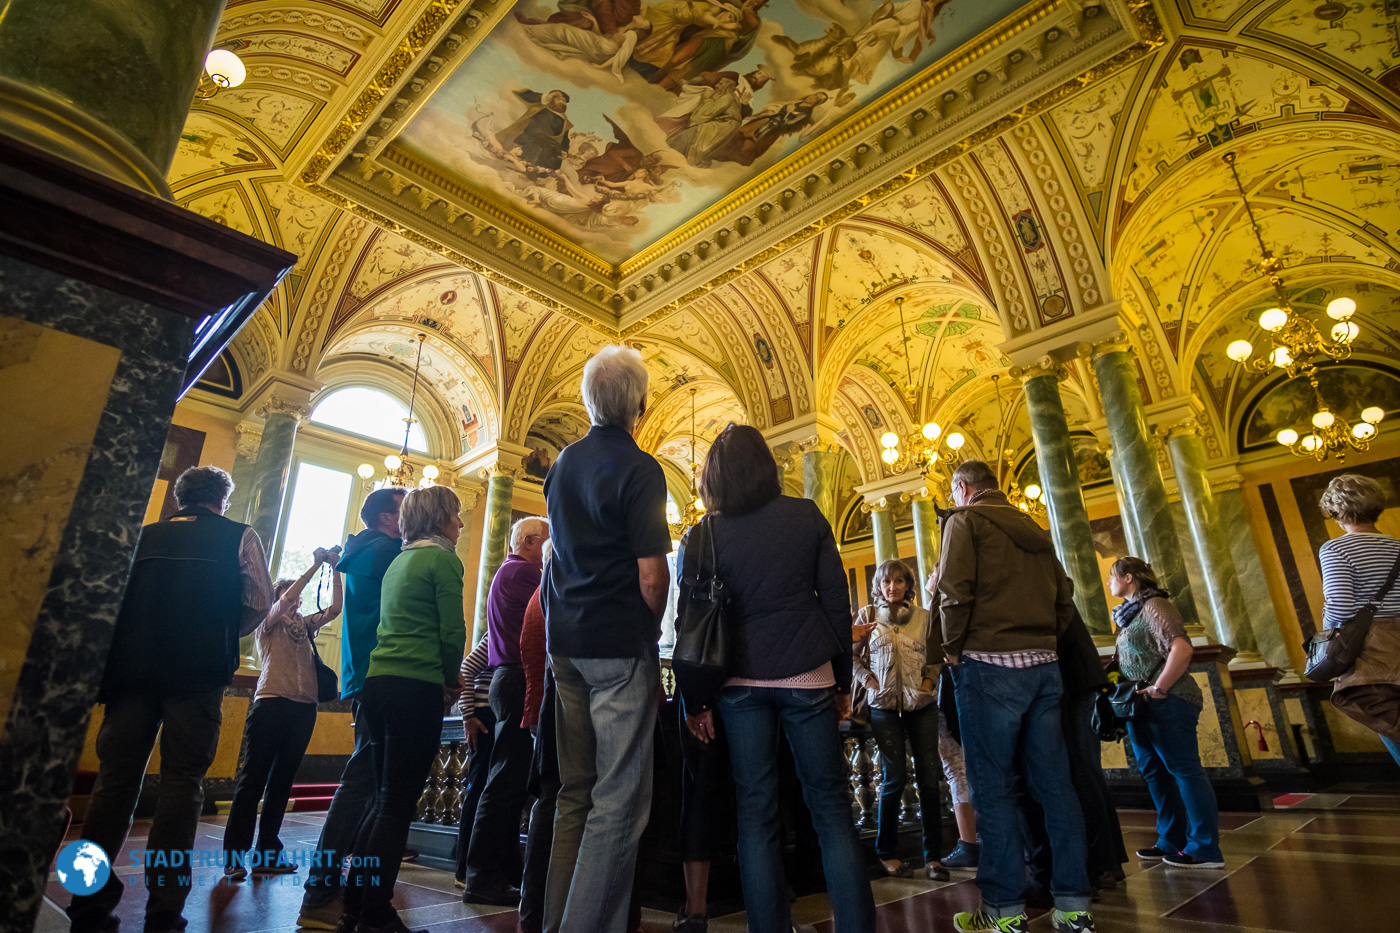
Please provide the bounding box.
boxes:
[255,594,335,705]
[725,660,835,690]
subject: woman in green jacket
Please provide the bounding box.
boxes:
[341,485,467,933]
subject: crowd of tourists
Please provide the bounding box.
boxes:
[68,344,1399,933]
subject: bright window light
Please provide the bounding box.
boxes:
[312,387,427,452]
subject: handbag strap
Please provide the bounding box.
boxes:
[1364,553,1400,611]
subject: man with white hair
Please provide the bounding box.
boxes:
[461,515,551,906]
[541,345,672,932]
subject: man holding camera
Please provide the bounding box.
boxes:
[300,487,407,929]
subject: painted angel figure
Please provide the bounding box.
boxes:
[518,13,651,83]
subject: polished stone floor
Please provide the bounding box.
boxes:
[36,786,1400,933]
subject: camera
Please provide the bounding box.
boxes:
[313,544,343,563]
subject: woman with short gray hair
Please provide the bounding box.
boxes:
[1317,473,1400,766]
[581,344,650,430]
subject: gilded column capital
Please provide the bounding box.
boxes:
[256,394,311,421]
[860,496,892,513]
[453,481,483,510]
[1077,331,1133,362]
[1009,357,1067,383]
[900,486,935,504]
[478,464,520,481]
[234,422,263,460]
[797,435,841,455]
[1156,417,1202,440]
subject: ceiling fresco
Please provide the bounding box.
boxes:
[159,0,1400,496]
[394,0,1031,263]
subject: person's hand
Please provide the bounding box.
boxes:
[852,619,876,642]
[325,550,340,570]
[312,548,327,566]
[1137,683,1168,700]
[925,570,939,596]
[462,714,487,751]
[945,653,960,666]
[444,672,464,710]
[835,691,852,723]
[865,677,879,691]
[687,710,716,744]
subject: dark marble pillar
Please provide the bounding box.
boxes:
[1090,341,1204,635]
[473,467,516,642]
[1166,425,1263,661]
[1105,442,1146,558]
[0,137,292,929]
[1016,363,1112,636]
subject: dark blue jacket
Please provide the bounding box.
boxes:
[678,496,851,699]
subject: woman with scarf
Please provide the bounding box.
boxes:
[853,558,951,880]
[1108,556,1223,870]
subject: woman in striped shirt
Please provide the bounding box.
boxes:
[1318,473,1400,767]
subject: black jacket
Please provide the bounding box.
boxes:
[1057,604,1110,696]
[677,496,851,703]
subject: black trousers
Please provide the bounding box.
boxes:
[518,670,560,933]
[453,701,498,882]
[464,665,534,890]
[677,697,733,863]
[343,675,445,924]
[223,696,318,861]
[66,688,224,932]
[1024,689,1128,889]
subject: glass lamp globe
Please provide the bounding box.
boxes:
[1226,339,1253,362]
[1331,321,1359,343]
[1024,483,1042,500]
[418,477,433,488]
[693,497,704,510]
[1362,406,1385,424]
[1259,307,1289,331]
[422,464,440,480]
[1326,297,1356,320]
[922,422,941,440]
[666,501,680,523]
[1311,410,1335,429]
[1353,422,1376,440]
[1270,346,1293,369]
[384,454,402,470]
[947,431,966,450]
[881,447,899,464]
[1276,428,1299,446]
[1300,434,1321,452]
[204,49,246,88]
[880,431,899,448]
[357,463,374,479]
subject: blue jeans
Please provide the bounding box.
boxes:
[544,651,659,933]
[304,699,375,909]
[717,685,876,933]
[869,704,942,862]
[951,659,1090,917]
[1127,693,1223,863]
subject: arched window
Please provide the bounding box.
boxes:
[311,386,428,452]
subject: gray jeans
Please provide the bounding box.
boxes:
[544,651,659,933]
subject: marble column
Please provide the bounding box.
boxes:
[909,491,940,608]
[802,442,838,528]
[1166,425,1262,660]
[0,0,227,196]
[453,481,482,639]
[1217,486,1288,669]
[869,501,898,567]
[1105,443,1146,558]
[1089,341,1204,635]
[473,468,516,642]
[1016,363,1112,636]
[246,399,307,559]
[225,421,261,525]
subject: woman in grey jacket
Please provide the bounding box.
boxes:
[854,559,949,880]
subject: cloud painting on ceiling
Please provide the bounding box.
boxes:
[397,0,1029,262]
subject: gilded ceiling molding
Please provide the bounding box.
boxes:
[1009,358,1069,383]
[292,215,370,373]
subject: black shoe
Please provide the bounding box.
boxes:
[1162,853,1224,870]
[1135,846,1172,861]
[223,863,247,882]
[461,884,521,906]
[673,910,709,933]
[251,853,298,875]
[1090,868,1119,891]
[941,840,980,869]
[925,861,950,882]
[332,914,358,933]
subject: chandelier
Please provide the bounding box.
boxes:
[666,387,706,536]
[992,375,1044,515]
[194,49,246,101]
[357,333,440,489]
[879,297,966,475]
[1220,151,1359,379]
[1272,370,1384,463]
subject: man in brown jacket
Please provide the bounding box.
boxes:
[936,460,1094,933]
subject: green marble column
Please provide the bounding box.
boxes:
[1167,428,1261,659]
[1091,345,1203,634]
[1106,445,1146,559]
[0,0,227,196]
[1218,486,1288,668]
[803,445,837,528]
[910,493,940,609]
[225,422,261,525]
[1019,367,1112,636]
[246,409,301,560]
[870,504,897,567]
[473,470,515,642]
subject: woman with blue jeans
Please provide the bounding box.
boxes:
[1109,556,1223,870]
[679,424,876,933]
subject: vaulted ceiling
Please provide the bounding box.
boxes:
[178,0,1400,516]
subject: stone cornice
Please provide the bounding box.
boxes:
[999,300,1125,366]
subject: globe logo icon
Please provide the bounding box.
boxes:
[56,840,111,895]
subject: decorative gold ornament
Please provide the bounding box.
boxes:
[1272,371,1384,463]
[667,387,706,536]
[357,334,439,489]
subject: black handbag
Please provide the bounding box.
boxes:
[1091,687,1126,742]
[309,636,339,704]
[1304,554,1400,683]
[673,517,729,706]
[1106,678,1145,722]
